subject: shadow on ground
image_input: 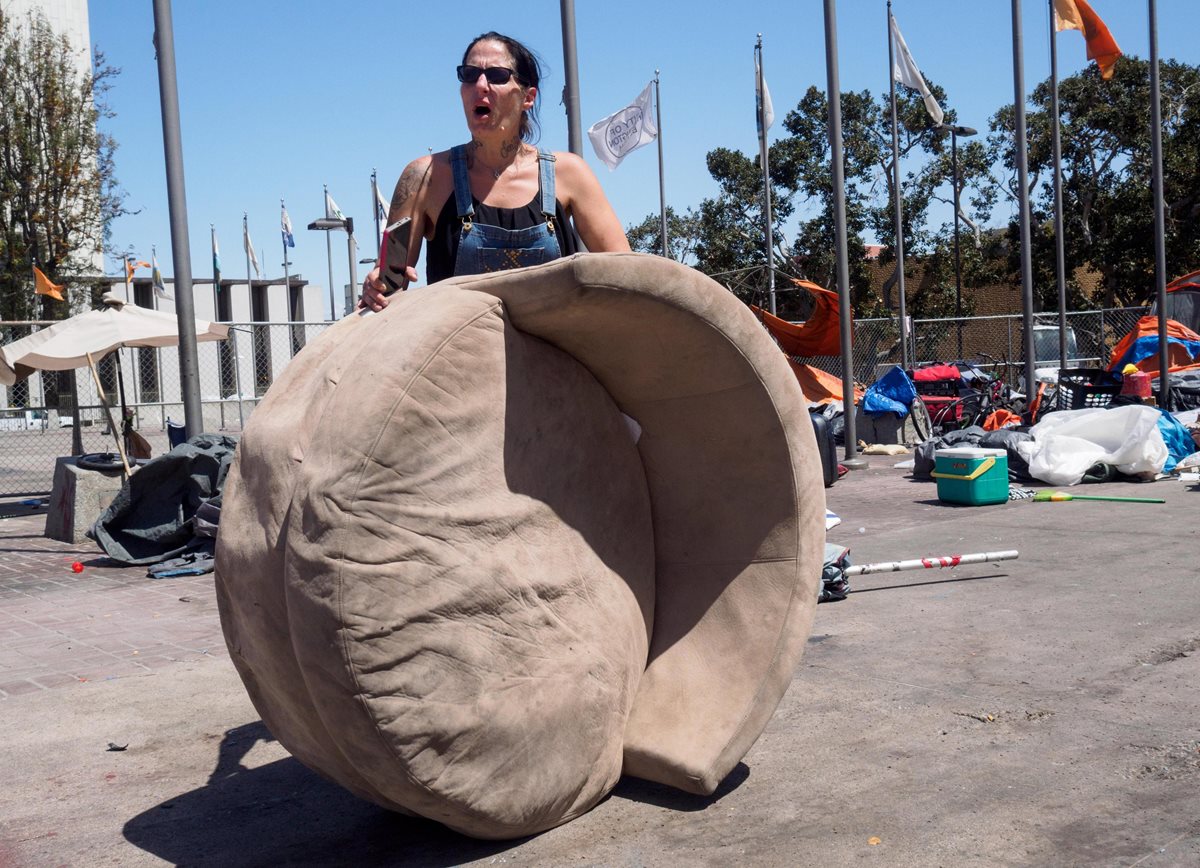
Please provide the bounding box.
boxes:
[123,722,744,866]
[122,721,514,867]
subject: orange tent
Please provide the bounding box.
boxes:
[1107,316,1200,377]
[788,360,864,405]
[751,279,844,357]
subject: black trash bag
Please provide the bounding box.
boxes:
[979,428,1036,482]
[88,434,238,565]
[913,425,1036,483]
[913,426,987,479]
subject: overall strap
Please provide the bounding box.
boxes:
[450,145,474,221]
[537,150,557,225]
[537,154,554,225]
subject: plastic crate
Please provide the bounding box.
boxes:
[1056,368,1122,411]
[914,378,962,397]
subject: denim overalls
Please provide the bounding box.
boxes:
[450,144,563,276]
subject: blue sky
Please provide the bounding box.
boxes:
[88,0,1198,318]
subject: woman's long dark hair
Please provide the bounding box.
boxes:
[462,31,543,143]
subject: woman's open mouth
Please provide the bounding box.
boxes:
[474,105,491,118]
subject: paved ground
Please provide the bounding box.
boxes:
[1,460,1197,867]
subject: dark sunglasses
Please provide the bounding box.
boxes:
[456,65,518,86]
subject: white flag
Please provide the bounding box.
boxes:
[243,220,260,277]
[587,81,658,171]
[325,191,345,221]
[756,54,775,135]
[375,180,389,221]
[151,251,172,301]
[890,14,944,126]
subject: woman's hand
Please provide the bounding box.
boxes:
[358,265,419,312]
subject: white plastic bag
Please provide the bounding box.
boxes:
[1016,405,1168,486]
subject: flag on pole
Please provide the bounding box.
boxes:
[151,251,172,300]
[1053,0,1121,80]
[243,218,260,277]
[33,265,65,301]
[325,191,345,221]
[587,82,658,171]
[375,180,389,222]
[282,204,295,248]
[755,51,775,135]
[124,257,150,283]
[212,227,222,294]
[890,14,944,126]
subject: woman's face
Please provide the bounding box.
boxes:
[460,39,535,140]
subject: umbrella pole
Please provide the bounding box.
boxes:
[86,352,133,477]
[115,351,132,457]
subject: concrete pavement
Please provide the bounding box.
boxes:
[0,461,1197,866]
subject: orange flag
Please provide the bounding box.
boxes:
[33,265,65,302]
[1054,0,1121,80]
[124,257,151,283]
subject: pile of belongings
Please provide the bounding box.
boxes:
[913,404,1197,487]
[857,365,931,446]
[88,434,237,576]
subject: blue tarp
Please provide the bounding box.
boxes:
[862,365,919,418]
[1156,408,1196,473]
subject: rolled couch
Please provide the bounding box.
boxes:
[215,253,824,839]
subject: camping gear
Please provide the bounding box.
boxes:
[810,410,838,488]
[844,549,1019,576]
[1019,405,1169,486]
[1106,316,1200,376]
[1032,491,1165,504]
[931,446,1009,505]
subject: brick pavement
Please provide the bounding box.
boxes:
[0,503,227,700]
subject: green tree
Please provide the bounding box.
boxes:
[626,205,702,264]
[991,57,1200,308]
[0,9,126,321]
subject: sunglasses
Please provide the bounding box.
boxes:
[456,65,518,86]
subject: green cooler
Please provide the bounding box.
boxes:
[931,447,1009,506]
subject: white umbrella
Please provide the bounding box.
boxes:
[0,293,229,474]
[0,292,228,385]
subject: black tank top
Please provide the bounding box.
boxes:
[426,193,582,284]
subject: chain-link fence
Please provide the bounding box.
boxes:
[0,306,1152,496]
[0,321,331,496]
[799,307,1149,389]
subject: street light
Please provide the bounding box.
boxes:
[943,123,977,359]
[307,217,357,318]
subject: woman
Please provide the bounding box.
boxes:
[359,31,630,311]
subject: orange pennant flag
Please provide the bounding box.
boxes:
[1054,0,1121,80]
[33,265,65,302]
[124,257,151,282]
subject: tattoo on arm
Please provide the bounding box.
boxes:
[390,160,433,222]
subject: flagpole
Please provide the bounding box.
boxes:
[123,255,131,303]
[756,36,777,317]
[210,224,219,321]
[1011,0,1038,412]
[1148,0,1169,405]
[559,0,583,155]
[886,2,911,370]
[281,198,291,312]
[323,183,335,321]
[372,168,383,255]
[822,0,866,470]
[652,71,670,259]
[1048,0,1069,371]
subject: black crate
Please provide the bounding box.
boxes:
[1056,368,1122,411]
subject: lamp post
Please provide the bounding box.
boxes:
[308,217,355,318]
[944,123,977,359]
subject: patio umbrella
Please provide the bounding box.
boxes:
[0,292,229,472]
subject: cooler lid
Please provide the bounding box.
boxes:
[934,447,1007,458]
